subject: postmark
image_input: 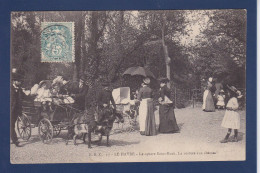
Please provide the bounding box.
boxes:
[41,22,75,62]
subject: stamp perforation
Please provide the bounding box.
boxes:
[41,22,75,63]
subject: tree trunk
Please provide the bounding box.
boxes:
[109,11,124,82]
[161,14,171,88]
[74,12,83,80]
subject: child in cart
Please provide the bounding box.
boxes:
[51,77,75,105]
[220,86,242,143]
[34,81,53,111]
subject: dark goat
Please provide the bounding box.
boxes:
[67,110,124,148]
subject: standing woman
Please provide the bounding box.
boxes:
[202,77,215,112]
[137,77,156,136]
[158,78,179,133]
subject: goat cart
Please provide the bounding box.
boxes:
[17,96,81,144]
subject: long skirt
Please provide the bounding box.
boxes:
[159,104,179,133]
[221,110,240,129]
[202,90,215,112]
[139,98,156,136]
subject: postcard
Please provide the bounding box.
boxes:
[10,10,246,163]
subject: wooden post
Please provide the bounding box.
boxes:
[192,89,194,108]
[174,87,177,108]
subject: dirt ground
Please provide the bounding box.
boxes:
[10,106,246,163]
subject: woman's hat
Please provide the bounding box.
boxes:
[158,77,169,83]
[39,80,47,88]
[39,80,51,88]
[143,77,150,85]
[237,90,243,98]
[11,68,23,81]
[220,89,225,93]
[227,85,243,98]
[52,76,63,85]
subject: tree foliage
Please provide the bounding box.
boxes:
[11,10,246,91]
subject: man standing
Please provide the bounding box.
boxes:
[10,68,24,147]
[97,82,116,122]
[71,76,89,111]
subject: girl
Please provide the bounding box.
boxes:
[35,81,52,111]
[220,86,241,143]
[216,90,225,109]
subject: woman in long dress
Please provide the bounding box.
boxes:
[137,77,156,136]
[202,78,215,112]
[158,78,179,133]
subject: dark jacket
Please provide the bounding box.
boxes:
[159,85,171,100]
[97,89,116,109]
[159,85,174,106]
[214,83,223,96]
[74,84,89,111]
[137,85,153,100]
[11,84,25,116]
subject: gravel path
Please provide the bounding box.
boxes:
[10,107,246,163]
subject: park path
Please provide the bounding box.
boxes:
[10,107,246,163]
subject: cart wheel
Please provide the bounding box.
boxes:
[53,125,61,137]
[38,118,53,144]
[16,113,31,141]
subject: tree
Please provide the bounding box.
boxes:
[182,10,246,87]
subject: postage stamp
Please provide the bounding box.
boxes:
[41,22,75,62]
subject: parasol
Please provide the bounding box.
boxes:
[123,66,156,79]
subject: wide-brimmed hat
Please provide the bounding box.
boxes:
[237,90,243,98]
[158,77,169,83]
[39,80,47,88]
[39,80,51,88]
[143,77,150,85]
[227,85,242,98]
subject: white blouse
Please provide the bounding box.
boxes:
[226,97,239,110]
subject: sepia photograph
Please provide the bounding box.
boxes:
[10,10,246,163]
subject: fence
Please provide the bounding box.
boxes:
[172,87,246,109]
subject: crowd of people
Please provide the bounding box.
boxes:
[202,77,243,143]
[11,65,181,147]
[11,66,244,147]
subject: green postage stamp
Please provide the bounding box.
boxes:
[41,22,75,62]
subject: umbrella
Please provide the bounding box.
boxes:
[123,66,156,79]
